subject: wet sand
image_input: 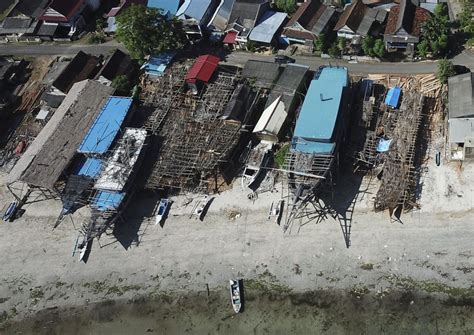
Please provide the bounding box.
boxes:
[4,288,474,335]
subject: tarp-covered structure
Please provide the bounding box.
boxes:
[94,128,147,192]
[385,86,401,108]
[8,80,114,189]
[78,96,133,154]
[141,51,176,76]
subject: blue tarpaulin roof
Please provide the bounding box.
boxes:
[78,158,103,178]
[385,86,401,108]
[78,97,133,154]
[147,0,179,17]
[141,51,176,76]
[92,190,125,211]
[291,67,348,154]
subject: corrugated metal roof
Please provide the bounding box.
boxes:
[208,0,235,31]
[292,67,348,154]
[242,60,281,89]
[448,118,474,143]
[448,72,474,119]
[185,54,220,83]
[253,95,287,139]
[265,64,309,114]
[78,97,133,154]
[177,0,212,21]
[249,11,287,44]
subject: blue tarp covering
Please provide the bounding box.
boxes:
[147,0,179,17]
[141,51,176,76]
[92,190,125,211]
[78,158,103,178]
[78,97,133,154]
[376,139,392,152]
[292,67,348,154]
[385,86,401,108]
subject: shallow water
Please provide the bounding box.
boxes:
[3,289,474,335]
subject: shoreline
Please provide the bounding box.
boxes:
[1,171,473,333]
[3,285,473,334]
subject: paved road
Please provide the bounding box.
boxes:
[1,42,473,74]
[225,51,474,74]
[0,41,125,56]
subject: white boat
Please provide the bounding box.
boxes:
[268,200,284,225]
[229,279,242,313]
[155,198,170,225]
[242,142,273,190]
[193,196,213,221]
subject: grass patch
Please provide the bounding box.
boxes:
[383,275,474,299]
[274,144,289,168]
[29,287,44,305]
[360,263,374,270]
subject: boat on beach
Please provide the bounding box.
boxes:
[229,279,242,313]
[155,198,170,225]
[268,200,284,224]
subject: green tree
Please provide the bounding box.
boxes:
[328,42,340,58]
[112,75,132,96]
[419,3,450,57]
[116,4,186,60]
[361,36,375,57]
[373,39,385,58]
[275,0,297,14]
[436,59,455,84]
[417,39,430,58]
[314,33,327,53]
[337,37,346,54]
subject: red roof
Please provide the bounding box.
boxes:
[223,31,237,44]
[39,0,86,22]
[185,55,220,83]
[384,3,431,36]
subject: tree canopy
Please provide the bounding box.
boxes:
[362,36,375,57]
[436,59,455,84]
[112,75,132,96]
[116,4,186,60]
[418,3,450,57]
[274,0,297,14]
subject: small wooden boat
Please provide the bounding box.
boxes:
[193,196,213,221]
[268,200,284,224]
[78,243,87,262]
[229,279,242,313]
[242,142,273,190]
[2,201,18,222]
[155,198,170,225]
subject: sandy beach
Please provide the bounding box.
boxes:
[0,156,473,333]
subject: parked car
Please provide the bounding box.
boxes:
[274,55,295,64]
